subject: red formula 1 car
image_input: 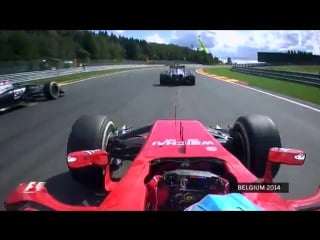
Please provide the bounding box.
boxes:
[4,114,320,211]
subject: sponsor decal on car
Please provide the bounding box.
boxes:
[67,156,77,162]
[84,150,101,155]
[206,146,218,151]
[152,139,214,146]
[294,153,306,161]
[24,182,46,193]
[13,88,26,100]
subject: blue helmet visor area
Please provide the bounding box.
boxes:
[184,193,263,211]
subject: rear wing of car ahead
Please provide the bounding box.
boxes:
[169,65,186,69]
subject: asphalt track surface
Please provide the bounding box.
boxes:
[1,67,320,210]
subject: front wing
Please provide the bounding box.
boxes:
[5,180,320,211]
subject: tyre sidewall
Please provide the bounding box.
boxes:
[232,115,281,178]
[67,115,116,188]
[43,81,60,100]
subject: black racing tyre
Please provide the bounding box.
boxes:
[67,115,117,189]
[188,75,196,85]
[160,73,167,85]
[43,81,60,100]
[231,114,281,179]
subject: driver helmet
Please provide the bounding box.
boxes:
[0,80,14,94]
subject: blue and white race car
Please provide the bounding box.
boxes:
[159,65,196,86]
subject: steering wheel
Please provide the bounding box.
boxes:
[162,170,230,210]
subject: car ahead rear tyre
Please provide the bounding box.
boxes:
[231,114,281,179]
[43,81,60,100]
[185,75,195,85]
[189,76,196,86]
[160,73,167,85]
[67,115,117,189]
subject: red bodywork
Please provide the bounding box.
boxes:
[5,120,320,211]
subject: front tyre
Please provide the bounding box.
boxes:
[231,114,281,179]
[67,115,117,189]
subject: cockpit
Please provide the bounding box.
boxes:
[169,65,186,79]
[144,157,239,211]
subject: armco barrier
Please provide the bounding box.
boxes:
[232,66,320,87]
[0,64,164,84]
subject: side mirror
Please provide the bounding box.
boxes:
[67,149,109,168]
[268,147,306,165]
[264,147,306,183]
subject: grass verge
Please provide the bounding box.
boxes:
[268,65,320,74]
[203,67,320,106]
[16,68,141,86]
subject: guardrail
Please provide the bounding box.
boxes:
[232,63,271,68]
[0,64,164,84]
[232,66,320,87]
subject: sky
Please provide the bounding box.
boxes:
[108,30,320,62]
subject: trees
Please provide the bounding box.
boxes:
[258,51,320,64]
[0,30,218,65]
